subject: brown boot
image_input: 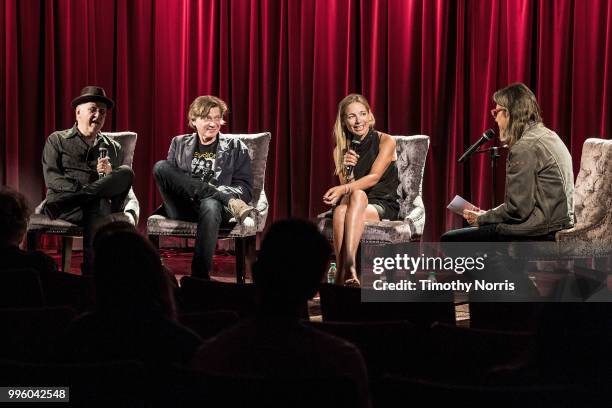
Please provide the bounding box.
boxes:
[228,199,254,224]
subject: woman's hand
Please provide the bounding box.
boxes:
[323,185,349,206]
[343,150,359,169]
[463,208,486,226]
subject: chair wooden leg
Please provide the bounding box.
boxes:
[26,230,40,250]
[148,234,160,250]
[594,256,610,272]
[245,235,257,280]
[62,236,73,273]
[235,236,255,284]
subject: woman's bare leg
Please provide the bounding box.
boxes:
[331,195,349,283]
[343,190,380,285]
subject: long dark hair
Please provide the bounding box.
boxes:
[493,83,543,147]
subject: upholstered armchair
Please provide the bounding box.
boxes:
[147,132,271,283]
[506,137,612,276]
[555,138,612,258]
[317,135,430,247]
[27,132,140,272]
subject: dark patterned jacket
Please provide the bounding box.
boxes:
[165,132,253,203]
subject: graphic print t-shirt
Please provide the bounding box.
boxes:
[191,139,218,183]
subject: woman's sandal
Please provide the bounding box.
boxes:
[344,277,361,287]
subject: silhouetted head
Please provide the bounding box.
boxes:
[253,219,331,310]
[0,186,31,247]
[533,303,612,384]
[92,220,138,248]
[93,224,176,319]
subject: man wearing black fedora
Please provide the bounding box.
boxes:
[41,86,135,274]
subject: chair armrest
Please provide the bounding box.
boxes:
[122,187,140,225]
[34,200,46,215]
[555,214,612,257]
[556,213,612,244]
[318,209,333,219]
[253,190,269,232]
[404,205,425,237]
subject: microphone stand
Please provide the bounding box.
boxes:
[474,146,501,209]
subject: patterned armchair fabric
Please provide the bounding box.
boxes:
[555,138,612,257]
[317,135,430,244]
[508,138,612,261]
[27,131,140,234]
[146,132,271,283]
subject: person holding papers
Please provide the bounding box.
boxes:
[442,83,574,242]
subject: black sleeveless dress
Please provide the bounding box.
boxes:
[352,129,400,220]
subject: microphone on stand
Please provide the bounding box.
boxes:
[98,143,109,179]
[458,129,495,163]
[345,138,362,178]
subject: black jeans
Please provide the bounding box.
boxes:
[440,224,555,300]
[44,165,134,275]
[440,224,557,243]
[153,160,232,278]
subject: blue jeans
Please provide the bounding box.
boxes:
[153,160,232,278]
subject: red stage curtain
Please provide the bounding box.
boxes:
[2,0,611,240]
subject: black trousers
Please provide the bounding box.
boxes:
[44,165,134,274]
[440,224,556,243]
[440,224,555,300]
[153,160,232,278]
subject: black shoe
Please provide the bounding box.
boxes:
[43,201,63,219]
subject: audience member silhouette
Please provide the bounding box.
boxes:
[57,223,201,366]
[192,219,370,406]
[488,302,611,400]
[0,186,58,276]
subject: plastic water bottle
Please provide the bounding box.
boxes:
[427,271,437,283]
[327,262,337,284]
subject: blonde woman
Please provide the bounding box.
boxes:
[323,94,400,286]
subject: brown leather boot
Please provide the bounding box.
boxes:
[228,198,254,224]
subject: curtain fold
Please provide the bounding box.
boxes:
[2,0,611,240]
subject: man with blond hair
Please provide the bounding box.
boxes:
[153,95,253,279]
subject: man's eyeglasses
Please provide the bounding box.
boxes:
[490,107,507,118]
[88,106,107,116]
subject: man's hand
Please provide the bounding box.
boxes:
[463,208,486,226]
[97,157,112,175]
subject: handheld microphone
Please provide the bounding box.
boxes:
[345,138,362,178]
[458,129,495,163]
[98,144,109,179]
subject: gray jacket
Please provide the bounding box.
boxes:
[478,123,574,236]
[167,132,253,203]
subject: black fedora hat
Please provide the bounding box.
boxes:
[71,86,115,109]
